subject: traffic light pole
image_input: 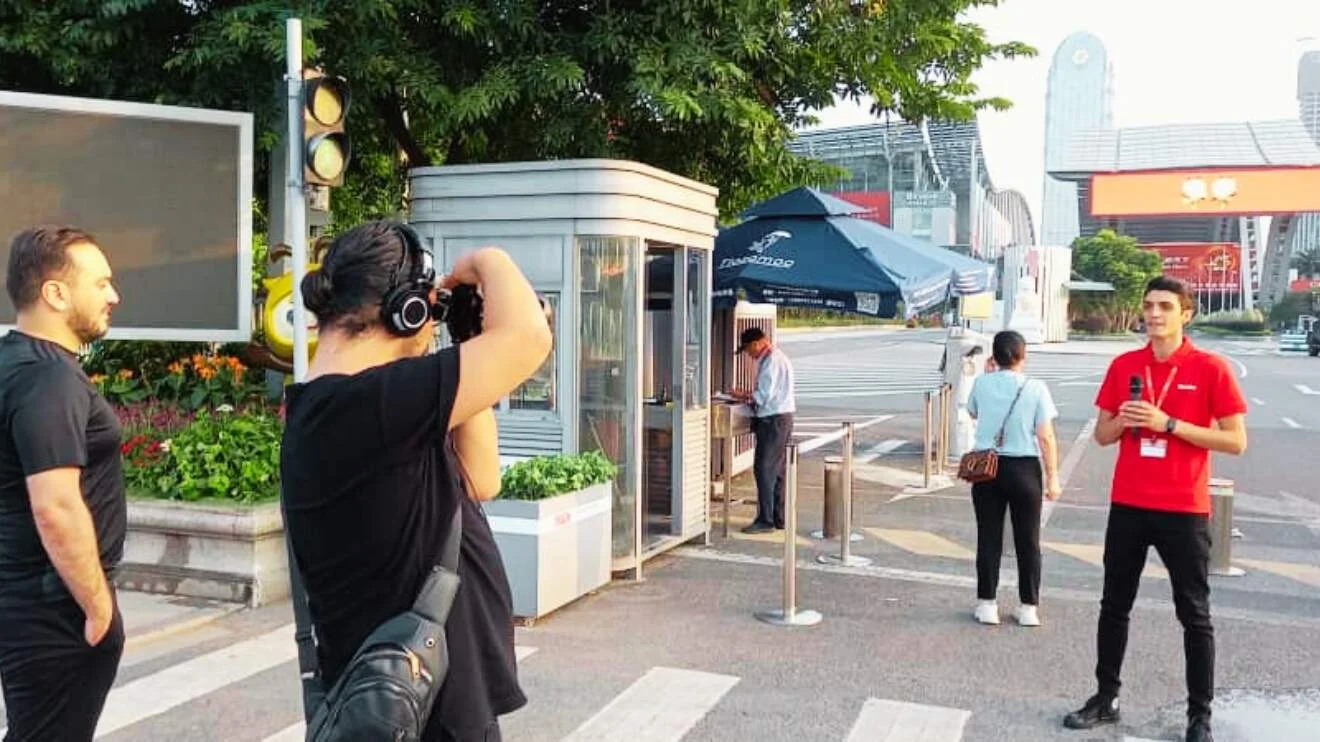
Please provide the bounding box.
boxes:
[285,17,310,382]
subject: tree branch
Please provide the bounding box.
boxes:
[374,91,431,168]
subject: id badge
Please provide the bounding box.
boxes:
[1140,438,1168,459]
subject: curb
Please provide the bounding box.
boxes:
[123,602,246,652]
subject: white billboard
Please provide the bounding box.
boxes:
[0,91,253,341]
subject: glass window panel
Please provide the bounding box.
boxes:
[684,249,709,409]
[508,293,558,411]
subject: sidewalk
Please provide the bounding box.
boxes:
[118,590,243,650]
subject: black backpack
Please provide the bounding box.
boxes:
[285,507,461,741]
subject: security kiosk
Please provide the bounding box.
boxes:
[408,160,718,576]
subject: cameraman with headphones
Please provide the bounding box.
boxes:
[280,220,551,741]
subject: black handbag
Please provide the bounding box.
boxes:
[285,506,462,741]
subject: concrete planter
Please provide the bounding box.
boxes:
[482,481,613,620]
[116,499,288,607]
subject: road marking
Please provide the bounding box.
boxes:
[1043,417,1096,528]
[1057,381,1100,387]
[858,439,907,465]
[1042,542,1169,580]
[1237,559,1320,589]
[1251,397,1265,406]
[1282,417,1302,429]
[845,697,971,742]
[1295,384,1320,396]
[866,528,975,560]
[1226,354,1248,379]
[260,644,541,742]
[96,623,297,737]
[561,667,739,741]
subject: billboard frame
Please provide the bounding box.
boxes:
[0,89,254,343]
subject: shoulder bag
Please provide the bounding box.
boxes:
[957,377,1028,484]
[285,504,461,742]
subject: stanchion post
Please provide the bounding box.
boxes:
[1209,478,1245,577]
[755,444,822,626]
[819,422,871,567]
[940,384,951,472]
[923,392,933,489]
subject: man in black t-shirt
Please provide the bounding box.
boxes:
[281,220,552,741]
[0,226,126,741]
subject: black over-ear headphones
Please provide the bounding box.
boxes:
[379,223,438,336]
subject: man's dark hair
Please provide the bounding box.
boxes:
[992,330,1027,368]
[6,226,97,311]
[301,220,416,336]
[1145,275,1195,312]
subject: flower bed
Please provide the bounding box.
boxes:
[83,342,288,605]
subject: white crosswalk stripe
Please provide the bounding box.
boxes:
[790,352,1103,399]
[21,617,983,741]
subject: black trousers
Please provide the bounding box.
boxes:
[752,414,794,528]
[1095,503,1214,720]
[970,456,1043,605]
[0,594,125,741]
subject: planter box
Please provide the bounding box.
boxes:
[482,481,613,620]
[116,499,288,607]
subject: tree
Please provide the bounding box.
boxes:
[1071,229,1164,333]
[0,0,1032,226]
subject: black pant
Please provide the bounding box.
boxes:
[752,414,794,528]
[970,456,1043,605]
[0,595,125,741]
[1095,503,1214,720]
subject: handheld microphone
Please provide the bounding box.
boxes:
[1128,375,1143,440]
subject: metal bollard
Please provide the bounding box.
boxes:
[923,392,933,489]
[755,444,823,627]
[816,456,843,540]
[819,422,871,567]
[1209,478,1245,577]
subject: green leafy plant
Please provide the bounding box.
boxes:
[132,409,283,504]
[1193,309,1268,334]
[499,451,616,502]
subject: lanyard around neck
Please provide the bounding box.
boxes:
[1144,365,1177,410]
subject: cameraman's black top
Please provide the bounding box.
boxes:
[280,347,526,740]
[0,330,125,599]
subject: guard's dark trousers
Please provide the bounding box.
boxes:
[0,594,124,741]
[752,413,794,528]
[1095,503,1214,720]
[970,455,1043,605]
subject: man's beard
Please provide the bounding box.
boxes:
[69,308,108,345]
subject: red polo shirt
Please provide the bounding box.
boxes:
[1094,338,1247,514]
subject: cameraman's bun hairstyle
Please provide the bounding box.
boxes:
[299,220,416,338]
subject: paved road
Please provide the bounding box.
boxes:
[11,329,1317,741]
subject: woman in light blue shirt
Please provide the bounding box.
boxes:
[966,331,1062,628]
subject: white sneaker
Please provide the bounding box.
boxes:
[1015,604,1041,627]
[974,600,1000,625]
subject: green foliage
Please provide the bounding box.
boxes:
[1193,309,1267,334]
[0,0,1032,223]
[1070,229,1164,334]
[1267,291,1316,328]
[132,409,283,504]
[88,351,266,410]
[500,451,616,502]
[1291,247,1320,278]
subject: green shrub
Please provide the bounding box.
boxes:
[131,409,282,504]
[499,451,616,501]
[1194,309,1267,333]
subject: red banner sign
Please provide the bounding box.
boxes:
[1141,243,1241,292]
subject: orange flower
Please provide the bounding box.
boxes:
[116,369,133,380]
[167,362,184,375]
[89,373,107,385]
[191,353,206,369]
[197,366,216,380]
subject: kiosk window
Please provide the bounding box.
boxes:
[507,292,558,411]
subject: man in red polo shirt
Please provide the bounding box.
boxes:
[1063,276,1247,742]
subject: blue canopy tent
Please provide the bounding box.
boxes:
[712,187,995,318]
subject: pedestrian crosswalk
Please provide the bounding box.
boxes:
[789,349,1105,400]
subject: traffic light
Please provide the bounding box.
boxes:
[301,68,351,186]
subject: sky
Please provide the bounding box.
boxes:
[809,0,1320,232]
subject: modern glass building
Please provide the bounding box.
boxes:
[1040,31,1114,247]
[1294,51,1320,257]
[789,119,1035,259]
